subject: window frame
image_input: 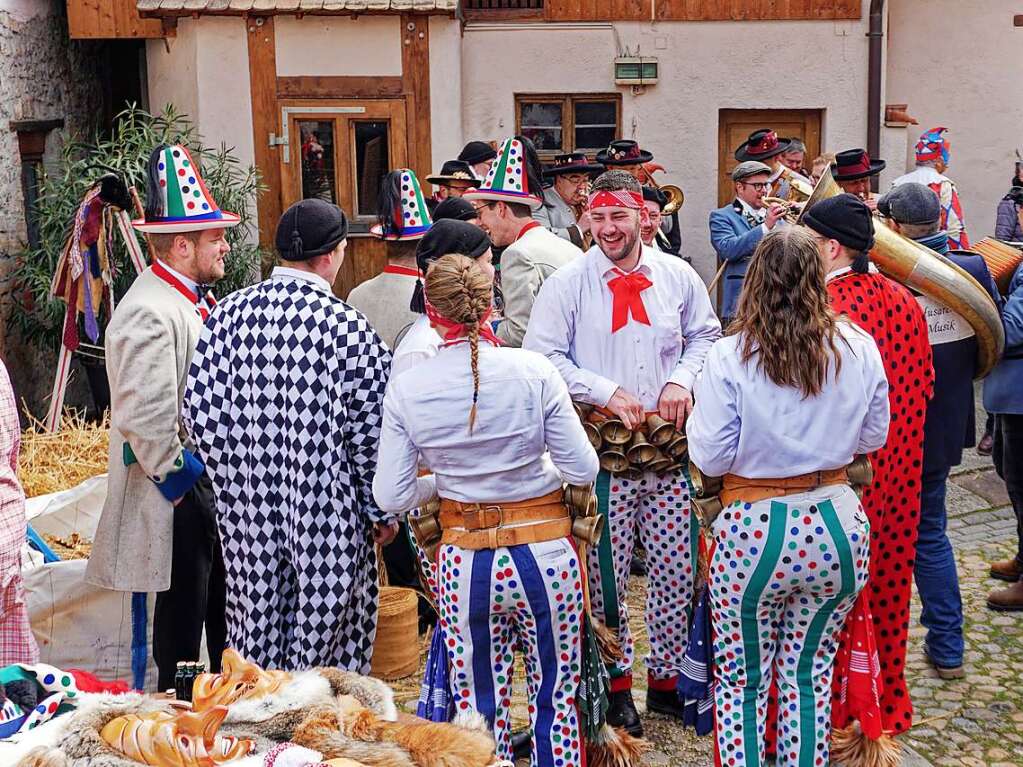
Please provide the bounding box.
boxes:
[514,93,622,161]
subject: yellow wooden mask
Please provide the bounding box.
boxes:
[100,706,253,766]
[191,648,290,712]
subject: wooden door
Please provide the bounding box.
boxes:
[279,98,409,297]
[717,109,822,208]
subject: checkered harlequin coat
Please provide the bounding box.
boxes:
[182,271,391,672]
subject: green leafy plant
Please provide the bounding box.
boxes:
[12,104,266,354]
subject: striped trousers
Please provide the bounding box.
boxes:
[589,468,698,687]
[709,485,870,767]
[438,537,585,767]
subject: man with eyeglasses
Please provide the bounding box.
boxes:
[534,151,603,248]
[709,160,787,323]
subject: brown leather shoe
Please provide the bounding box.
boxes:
[988,580,1023,611]
[990,558,1023,582]
[977,433,994,456]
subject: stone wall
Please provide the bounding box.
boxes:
[0,0,105,417]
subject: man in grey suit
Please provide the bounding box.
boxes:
[534,151,603,248]
[708,160,786,323]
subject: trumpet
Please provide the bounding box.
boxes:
[762,196,804,222]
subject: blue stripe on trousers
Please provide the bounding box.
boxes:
[510,544,559,767]
[468,549,497,726]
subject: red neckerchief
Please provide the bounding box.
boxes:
[424,300,503,347]
[515,220,541,242]
[152,260,217,322]
[383,264,421,277]
[606,267,652,333]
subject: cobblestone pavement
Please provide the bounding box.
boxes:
[395,407,1021,765]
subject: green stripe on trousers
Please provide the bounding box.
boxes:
[594,471,624,677]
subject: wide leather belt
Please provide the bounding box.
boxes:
[439,489,571,550]
[719,467,850,508]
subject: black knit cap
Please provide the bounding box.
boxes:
[433,196,478,222]
[410,220,492,313]
[641,185,667,209]
[275,198,348,262]
[802,193,875,253]
[458,140,497,166]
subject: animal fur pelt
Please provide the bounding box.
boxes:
[584,724,646,767]
[222,668,396,726]
[830,722,902,767]
[14,746,69,767]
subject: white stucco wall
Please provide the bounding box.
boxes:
[429,16,463,171]
[887,0,1023,241]
[275,15,401,76]
[147,17,255,236]
[461,8,874,282]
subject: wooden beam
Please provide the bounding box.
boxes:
[400,13,432,182]
[276,75,404,99]
[67,0,165,39]
[247,16,281,251]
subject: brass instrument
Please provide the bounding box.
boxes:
[797,170,1005,378]
[641,161,685,214]
[576,405,688,477]
[777,165,815,202]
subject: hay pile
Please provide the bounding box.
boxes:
[18,411,109,498]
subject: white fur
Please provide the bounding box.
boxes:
[451,708,490,733]
[223,671,333,723]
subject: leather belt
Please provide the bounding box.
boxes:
[719,468,850,508]
[439,489,570,550]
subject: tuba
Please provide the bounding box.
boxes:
[642,162,685,214]
[797,170,1005,379]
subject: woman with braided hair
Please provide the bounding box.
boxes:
[374,254,598,766]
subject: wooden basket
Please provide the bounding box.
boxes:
[370,585,419,680]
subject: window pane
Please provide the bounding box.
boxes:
[575,126,616,150]
[354,121,390,217]
[299,120,336,203]
[575,101,616,126]
[520,101,563,152]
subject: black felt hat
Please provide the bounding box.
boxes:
[274,198,349,262]
[641,185,668,209]
[802,193,876,253]
[426,160,482,187]
[596,139,653,166]
[544,151,605,177]
[458,141,498,166]
[734,129,792,162]
[832,148,886,181]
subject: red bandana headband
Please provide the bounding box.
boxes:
[424,300,502,347]
[587,189,644,210]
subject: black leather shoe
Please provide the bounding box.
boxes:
[606,689,643,737]
[646,687,685,720]
[510,730,531,760]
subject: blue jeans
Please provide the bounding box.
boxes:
[913,465,964,666]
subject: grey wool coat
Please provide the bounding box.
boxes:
[85,267,204,593]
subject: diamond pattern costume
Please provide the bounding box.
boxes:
[182,269,391,672]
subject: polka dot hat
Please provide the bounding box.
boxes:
[370,168,433,241]
[132,144,241,233]
[463,137,543,211]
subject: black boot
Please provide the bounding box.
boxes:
[606,689,643,737]
[645,686,685,719]
[510,730,532,760]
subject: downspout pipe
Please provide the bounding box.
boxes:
[867,0,885,191]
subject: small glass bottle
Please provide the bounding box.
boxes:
[174,661,187,701]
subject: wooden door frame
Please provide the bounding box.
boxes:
[247,13,432,253]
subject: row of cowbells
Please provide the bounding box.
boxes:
[573,403,689,478]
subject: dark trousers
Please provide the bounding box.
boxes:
[993,414,1023,566]
[382,521,437,630]
[913,465,964,665]
[153,473,227,690]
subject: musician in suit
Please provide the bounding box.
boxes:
[878,182,1000,676]
[534,151,602,248]
[708,161,786,323]
[733,128,811,201]
[833,148,886,212]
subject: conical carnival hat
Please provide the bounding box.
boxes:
[463,138,543,211]
[133,144,240,233]
[370,169,433,241]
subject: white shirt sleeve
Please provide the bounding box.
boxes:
[686,343,740,477]
[540,361,600,485]
[855,333,891,455]
[372,387,431,513]
[524,277,620,407]
[668,268,723,392]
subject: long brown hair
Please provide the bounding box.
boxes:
[424,254,493,431]
[729,227,844,398]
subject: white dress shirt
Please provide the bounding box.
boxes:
[159,260,201,295]
[392,314,441,379]
[271,265,332,292]
[373,343,599,512]
[523,244,722,410]
[687,322,890,479]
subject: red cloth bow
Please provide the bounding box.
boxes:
[607,268,652,333]
[424,301,503,347]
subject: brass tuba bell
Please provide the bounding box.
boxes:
[660,184,685,215]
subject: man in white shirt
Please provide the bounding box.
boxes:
[524,170,721,735]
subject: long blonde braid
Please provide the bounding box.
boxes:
[424,254,494,432]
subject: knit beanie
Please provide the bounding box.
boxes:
[433,197,478,222]
[877,183,940,225]
[274,198,348,262]
[802,193,875,253]
[410,220,492,312]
